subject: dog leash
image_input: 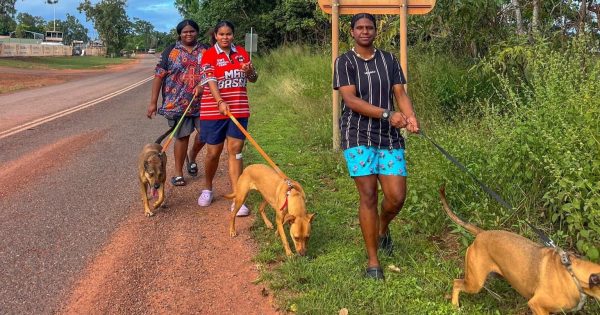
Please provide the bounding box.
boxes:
[161,95,196,153]
[226,111,287,178]
[417,129,557,247]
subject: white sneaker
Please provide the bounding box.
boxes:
[231,203,250,217]
[198,190,213,207]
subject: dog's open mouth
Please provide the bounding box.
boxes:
[151,188,158,198]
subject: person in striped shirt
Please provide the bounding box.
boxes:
[195,21,258,216]
[333,13,420,280]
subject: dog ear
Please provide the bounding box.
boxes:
[283,214,296,225]
[589,273,600,288]
[308,213,316,223]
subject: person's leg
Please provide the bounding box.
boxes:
[378,175,406,236]
[203,142,224,191]
[173,135,190,178]
[226,136,244,190]
[353,175,380,269]
[189,132,205,162]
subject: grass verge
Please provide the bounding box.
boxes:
[0,56,131,70]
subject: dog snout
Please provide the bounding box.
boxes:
[153,183,161,189]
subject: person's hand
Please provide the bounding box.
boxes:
[406,115,420,133]
[218,99,230,115]
[241,62,254,76]
[389,112,408,129]
[193,85,203,98]
[147,103,157,119]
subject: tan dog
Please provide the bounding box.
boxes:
[440,186,600,314]
[137,128,172,217]
[225,164,315,256]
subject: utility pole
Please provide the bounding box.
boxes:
[47,0,59,32]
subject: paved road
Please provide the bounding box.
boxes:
[0,56,155,135]
[0,55,275,314]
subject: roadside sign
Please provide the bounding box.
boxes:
[245,28,258,60]
[318,0,435,15]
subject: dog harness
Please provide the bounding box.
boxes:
[279,179,294,211]
[557,248,587,312]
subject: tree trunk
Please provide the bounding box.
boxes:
[512,0,525,35]
[532,0,540,33]
[578,0,588,35]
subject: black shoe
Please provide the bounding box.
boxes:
[365,266,385,280]
[378,230,394,256]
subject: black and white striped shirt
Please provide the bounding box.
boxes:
[333,49,406,150]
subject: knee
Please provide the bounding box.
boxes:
[384,193,405,212]
[205,150,220,162]
[359,190,378,209]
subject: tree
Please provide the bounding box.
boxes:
[0,0,16,35]
[51,14,89,45]
[78,0,131,56]
[512,0,525,35]
[15,12,46,38]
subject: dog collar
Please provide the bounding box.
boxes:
[558,249,588,312]
[279,179,294,211]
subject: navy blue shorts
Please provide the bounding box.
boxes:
[200,118,248,145]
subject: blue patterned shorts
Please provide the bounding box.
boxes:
[343,145,407,177]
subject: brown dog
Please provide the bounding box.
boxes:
[440,186,600,314]
[137,128,172,217]
[225,164,315,256]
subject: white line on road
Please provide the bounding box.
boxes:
[0,76,153,140]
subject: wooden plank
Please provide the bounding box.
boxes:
[318,0,435,15]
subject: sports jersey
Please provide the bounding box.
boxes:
[154,41,208,117]
[333,49,406,150]
[199,44,251,120]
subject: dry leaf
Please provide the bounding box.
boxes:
[388,264,401,273]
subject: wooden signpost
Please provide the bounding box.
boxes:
[318,0,436,150]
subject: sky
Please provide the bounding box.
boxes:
[15,0,183,38]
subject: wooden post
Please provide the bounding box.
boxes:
[332,0,341,151]
[400,0,408,92]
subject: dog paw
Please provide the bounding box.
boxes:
[145,211,155,217]
[230,230,238,237]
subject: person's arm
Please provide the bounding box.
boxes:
[147,76,163,118]
[392,84,418,132]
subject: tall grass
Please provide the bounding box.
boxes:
[243,44,600,314]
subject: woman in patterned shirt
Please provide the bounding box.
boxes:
[147,19,208,186]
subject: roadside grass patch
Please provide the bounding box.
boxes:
[0,56,130,69]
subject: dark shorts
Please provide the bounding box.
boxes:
[200,118,248,145]
[167,116,200,139]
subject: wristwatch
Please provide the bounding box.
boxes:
[381,109,391,120]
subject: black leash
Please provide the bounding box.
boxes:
[418,130,556,248]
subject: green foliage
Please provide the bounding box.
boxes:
[15,12,46,37]
[49,14,90,45]
[0,0,16,35]
[478,37,600,260]
[180,0,329,48]
[78,0,130,56]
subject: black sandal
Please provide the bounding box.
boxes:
[171,176,186,186]
[365,266,385,280]
[187,161,198,177]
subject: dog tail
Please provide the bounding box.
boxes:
[440,185,483,235]
[155,125,176,144]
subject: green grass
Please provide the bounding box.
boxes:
[242,46,600,314]
[0,56,130,70]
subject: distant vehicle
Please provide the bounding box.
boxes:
[148,48,156,54]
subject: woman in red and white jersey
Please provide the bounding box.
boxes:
[195,20,258,216]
